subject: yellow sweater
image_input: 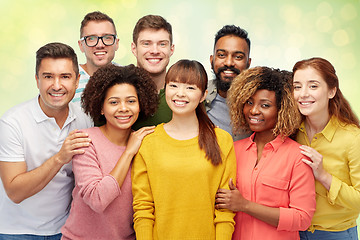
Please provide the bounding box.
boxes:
[132,124,236,240]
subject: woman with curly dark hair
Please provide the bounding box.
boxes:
[61,64,158,240]
[215,66,316,240]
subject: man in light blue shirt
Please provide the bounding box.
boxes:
[205,25,252,140]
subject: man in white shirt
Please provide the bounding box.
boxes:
[72,11,119,106]
[0,42,93,240]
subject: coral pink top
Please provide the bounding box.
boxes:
[232,134,316,240]
[61,127,135,240]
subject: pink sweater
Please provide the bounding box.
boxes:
[61,127,135,240]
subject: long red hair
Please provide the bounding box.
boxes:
[293,57,359,127]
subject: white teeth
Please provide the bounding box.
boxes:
[115,116,131,120]
[300,102,312,105]
[95,52,106,55]
[223,70,234,74]
[174,100,186,106]
[250,118,261,122]
[148,59,160,63]
[50,93,64,97]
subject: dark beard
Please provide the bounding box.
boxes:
[214,66,240,92]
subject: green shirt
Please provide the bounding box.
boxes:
[132,88,172,130]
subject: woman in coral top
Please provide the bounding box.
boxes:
[61,64,158,240]
[292,57,360,240]
[216,66,316,240]
[131,60,236,240]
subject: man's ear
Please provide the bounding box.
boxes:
[78,40,85,53]
[131,42,137,57]
[170,44,175,57]
[247,57,252,68]
[75,74,80,89]
[35,74,40,89]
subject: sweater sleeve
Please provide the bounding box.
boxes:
[214,139,236,240]
[72,142,121,213]
[327,132,360,210]
[132,150,155,240]
[277,158,316,231]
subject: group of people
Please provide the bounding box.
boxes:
[0,10,359,240]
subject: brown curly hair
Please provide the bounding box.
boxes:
[228,66,301,137]
[81,64,159,126]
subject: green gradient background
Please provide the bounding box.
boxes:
[0,0,359,117]
[0,0,359,233]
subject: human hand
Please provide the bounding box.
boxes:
[215,178,247,212]
[55,129,91,165]
[299,145,332,189]
[125,126,155,156]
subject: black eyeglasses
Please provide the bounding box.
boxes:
[80,34,117,47]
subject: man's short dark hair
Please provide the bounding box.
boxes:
[132,15,173,44]
[214,25,250,52]
[80,11,116,38]
[36,42,79,77]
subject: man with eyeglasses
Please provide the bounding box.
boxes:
[73,11,119,106]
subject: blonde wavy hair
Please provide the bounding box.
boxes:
[228,66,301,137]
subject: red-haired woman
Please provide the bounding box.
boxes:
[131,59,236,239]
[292,57,360,239]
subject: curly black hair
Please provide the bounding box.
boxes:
[81,64,159,126]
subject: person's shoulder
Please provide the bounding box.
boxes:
[1,98,35,122]
[215,127,234,148]
[141,124,164,142]
[69,102,93,127]
[233,136,252,150]
[205,79,217,107]
[82,126,100,136]
[335,119,360,136]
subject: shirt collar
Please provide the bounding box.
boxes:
[245,132,285,151]
[32,96,50,123]
[299,116,337,142]
[32,95,76,127]
[319,116,337,142]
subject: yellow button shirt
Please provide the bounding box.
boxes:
[296,116,360,232]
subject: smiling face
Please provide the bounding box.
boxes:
[210,35,251,94]
[243,89,278,138]
[293,67,336,120]
[131,29,174,77]
[78,20,119,75]
[36,58,79,117]
[102,83,140,131]
[165,81,206,117]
